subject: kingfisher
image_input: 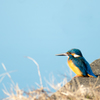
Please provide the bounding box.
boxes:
[56,48,97,78]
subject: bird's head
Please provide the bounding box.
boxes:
[56,48,83,58]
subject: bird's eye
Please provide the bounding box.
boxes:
[67,52,71,55]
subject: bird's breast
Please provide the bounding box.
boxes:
[67,59,83,76]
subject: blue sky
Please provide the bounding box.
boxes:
[0,0,100,98]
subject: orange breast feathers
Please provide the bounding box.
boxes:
[67,59,83,76]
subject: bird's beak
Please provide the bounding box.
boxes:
[55,53,67,56]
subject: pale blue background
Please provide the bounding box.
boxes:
[0,0,100,98]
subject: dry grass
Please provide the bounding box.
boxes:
[1,57,100,100]
[58,84,100,100]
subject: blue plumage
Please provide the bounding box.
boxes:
[67,48,83,56]
[68,54,97,77]
[81,57,97,77]
[56,48,97,78]
[68,55,87,76]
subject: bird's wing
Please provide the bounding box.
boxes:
[72,57,97,77]
[80,57,97,77]
[72,57,88,76]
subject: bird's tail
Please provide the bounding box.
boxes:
[87,74,97,78]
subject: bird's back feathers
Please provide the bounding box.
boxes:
[68,55,97,77]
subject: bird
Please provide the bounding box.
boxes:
[56,48,97,78]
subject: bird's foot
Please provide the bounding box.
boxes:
[73,75,82,78]
[74,75,80,77]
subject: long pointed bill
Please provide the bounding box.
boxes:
[55,53,67,56]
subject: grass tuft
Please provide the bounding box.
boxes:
[1,57,100,100]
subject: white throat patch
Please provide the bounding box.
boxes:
[74,54,80,57]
